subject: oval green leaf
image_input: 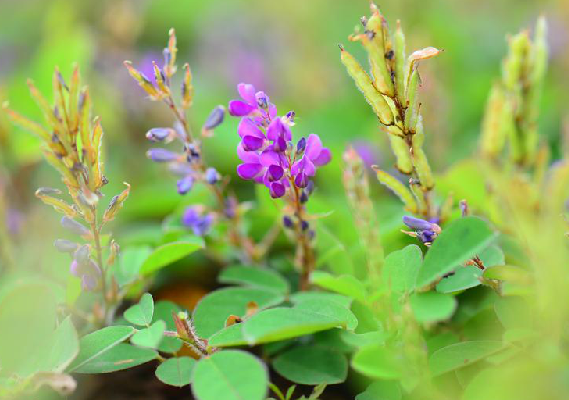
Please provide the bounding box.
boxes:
[352,344,404,379]
[429,341,504,376]
[140,239,204,276]
[273,345,348,385]
[123,293,154,326]
[219,266,289,294]
[191,350,268,400]
[410,292,457,323]
[71,343,157,373]
[415,217,495,288]
[155,356,195,387]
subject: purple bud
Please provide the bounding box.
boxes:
[274,136,288,153]
[61,216,90,237]
[300,191,309,204]
[294,173,309,188]
[147,148,179,162]
[242,135,264,151]
[402,216,433,231]
[283,216,294,228]
[177,175,194,194]
[169,163,194,176]
[269,182,286,198]
[305,180,315,195]
[297,137,306,152]
[74,245,90,264]
[146,128,174,142]
[69,259,80,277]
[286,111,295,123]
[255,91,269,109]
[205,168,219,184]
[54,239,79,253]
[301,220,309,231]
[203,106,225,130]
[185,144,201,161]
[267,165,284,182]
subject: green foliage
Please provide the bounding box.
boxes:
[191,350,268,400]
[218,265,289,294]
[155,356,195,387]
[429,341,504,376]
[139,239,204,276]
[123,293,154,326]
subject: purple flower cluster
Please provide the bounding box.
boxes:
[229,83,331,198]
[402,216,441,245]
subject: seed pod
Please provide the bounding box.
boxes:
[404,67,421,133]
[107,240,119,267]
[27,79,61,131]
[35,188,77,217]
[412,147,434,190]
[164,28,178,78]
[481,83,509,159]
[103,182,130,223]
[68,65,80,132]
[387,130,413,174]
[61,216,91,238]
[181,63,193,109]
[54,239,79,253]
[502,32,530,92]
[41,148,77,187]
[364,14,394,96]
[153,61,170,96]
[123,61,161,99]
[340,46,394,125]
[2,104,50,141]
[373,166,417,213]
[394,21,407,105]
[412,116,425,149]
[90,118,105,190]
[409,179,427,215]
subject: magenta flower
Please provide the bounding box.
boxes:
[229,83,331,199]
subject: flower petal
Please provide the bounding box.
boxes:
[237,83,256,104]
[242,135,265,151]
[229,100,255,116]
[312,148,331,167]
[237,163,263,179]
[269,182,286,198]
[305,134,323,160]
[237,142,260,163]
[238,118,264,138]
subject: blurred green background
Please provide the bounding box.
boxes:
[0,0,568,278]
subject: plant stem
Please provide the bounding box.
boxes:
[289,178,314,291]
[91,213,107,325]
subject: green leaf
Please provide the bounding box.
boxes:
[479,245,505,267]
[243,307,346,345]
[140,239,204,276]
[272,345,348,385]
[42,317,79,373]
[382,245,422,294]
[415,217,495,288]
[153,301,183,353]
[310,272,366,301]
[219,266,289,294]
[429,341,504,376]
[208,323,248,348]
[294,298,358,331]
[290,291,351,308]
[191,350,268,400]
[71,343,157,373]
[483,265,531,283]
[155,356,195,387]
[115,246,152,286]
[193,287,284,339]
[66,326,135,373]
[123,293,154,327]
[352,344,404,379]
[131,321,165,349]
[355,381,402,400]
[410,292,457,323]
[436,266,483,293]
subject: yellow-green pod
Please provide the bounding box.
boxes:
[394,21,406,105]
[42,147,77,187]
[2,105,50,141]
[340,47,394,125]
[544,160,569,214]
[412,116,424,149]
[35,189,77,217]
[364,14,394,97]
[387,130,413,174]
[103,182,131,223]
[68,65,80,133]
[481,83,508,158]
[502,32,529,91]
[404,67,420,133]
[373,167,417,213]
[409,180,427,215]
[27,79,62,133]
[412,148,434,190]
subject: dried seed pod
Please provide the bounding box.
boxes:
[373,166,417,213]
[387,130,413,174]
[164,28,178,78]
[102,182,130,223]
[2,104,50,141]
[404,67,421,133]
[124,61,161,99]
[411,147,434,190]
[340,46,394,125]
[107,240,119,267]
[35,188,77,217]
[181,63,193,109]
[153,61,170,96]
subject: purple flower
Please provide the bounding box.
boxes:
[69,258,101,291]
[182,207,213,236]
[229,83,331,200]
[177,175,194,194]
[402,215,442,245]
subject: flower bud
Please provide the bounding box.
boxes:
[54,239,79,253]
[297,137,306,153]
[205,168,219,184]
[147,148,179,162]
[61,216,91,238]
[146,128,175,142]
[177,175,194,194]
[283,216,294,228]
[202,106,225,131]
